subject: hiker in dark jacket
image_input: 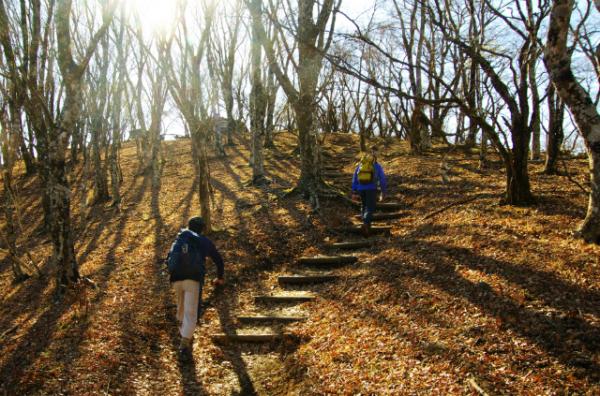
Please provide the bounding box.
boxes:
[352,146,387,236]
[167,217,224,357]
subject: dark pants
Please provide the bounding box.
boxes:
[359,189,377,225]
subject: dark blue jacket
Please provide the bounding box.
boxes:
[352,162,387,193]
[167,229,224,283]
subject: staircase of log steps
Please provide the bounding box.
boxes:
[211,160,403,344]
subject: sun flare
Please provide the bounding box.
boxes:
[125,0,178,34]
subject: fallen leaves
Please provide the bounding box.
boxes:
[0,134,599,394]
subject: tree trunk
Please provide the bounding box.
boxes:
[249,0,267,183]
[430,106,446,143]
[340,93,350,133]
[545,0,600,243]
[456,112,465,144]
[109,97,123,207]
[359,127,367,152]
[46,131,79,289]
[295,96,320,191]
[478,131,487,170]
[505,121,534,205]
[70,123,80,165]
[12,113,35,175]
[192,127,212,231]
[0,111,28,281]
[109,131,121,206]
[529,57,541,161]
[6,86,35,175]
[225,97,235,146]
[264,69,277,148]
[464,64,478,148]
[27,120,36,166]
[543,85,565,174]
[91,120,109,204]
[408,106,424,154]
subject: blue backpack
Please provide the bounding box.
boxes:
[167,232,203,279]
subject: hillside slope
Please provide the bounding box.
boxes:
[0,132,599,395]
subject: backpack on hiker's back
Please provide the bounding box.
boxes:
[357,154,376,184]
[167,230,203,281]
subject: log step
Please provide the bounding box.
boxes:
[354,212,405,221]
[298,255,358,265]
[328,240,373,249]
[376,202,404,211]
[237,315,307,324]
[278,274,339,284]
[212,333,292,343]
[354,202,404,211]
[254,292,316,303]
[339,225,392,235]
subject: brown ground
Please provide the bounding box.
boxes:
[0,132,598,395]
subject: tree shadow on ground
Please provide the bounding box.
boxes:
[213,285,258,395]
[370,229,600,383]
[533,194,587,219]
[0,172,156,393]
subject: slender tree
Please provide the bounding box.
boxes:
[544,0,600,242]
[161,0,216,230]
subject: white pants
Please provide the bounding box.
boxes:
[173,279,200,339]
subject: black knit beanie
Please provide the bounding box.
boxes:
[188,216,206,234]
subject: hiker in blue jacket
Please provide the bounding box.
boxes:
[167,217,224,358]
[352,146,387,236]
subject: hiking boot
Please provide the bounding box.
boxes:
[361,223,370,237]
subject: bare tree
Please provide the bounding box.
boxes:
[0,97,40,281]
[252,0,342,207]
[248,0,268,183]
[543,84,565,174]
[426,0,550,204]
[160,0,216,230]
[129,24,168,188]
[209,0,244,147]
[0,0,115,290]
[108,5,128,207]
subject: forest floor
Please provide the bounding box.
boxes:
[0,132,599,395]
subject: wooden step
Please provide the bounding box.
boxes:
[278,274,339,284]
[354,212,405,221]
[338,225,392,235]
[376,202,404,211]
[237,315,307,324]
[322,173,345,179]
[298,255,358,265]
[353,202,404,211]
[212,333,292,343]
[328,240,373,250]
[254,292,316,303]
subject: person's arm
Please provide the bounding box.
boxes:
[377,164,387,195]
[351,166,359,193]
[204,239,224,279]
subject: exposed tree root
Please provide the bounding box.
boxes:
[251,175,271,186]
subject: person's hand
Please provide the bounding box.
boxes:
[213,278,225,287]
[379,193,385,202]
[351,192,359,202]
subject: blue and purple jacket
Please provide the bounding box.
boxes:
[352,162,387,193]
